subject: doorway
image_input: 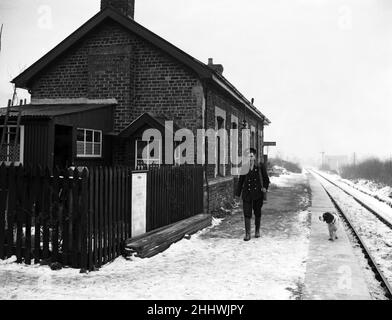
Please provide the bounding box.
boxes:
[54,125,73,168]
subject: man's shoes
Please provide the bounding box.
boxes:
[255,217,261,238]
[244,217,251,241]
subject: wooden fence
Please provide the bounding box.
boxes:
[147,165,204,231]
[86,166,132,269]
[0,164,204,270]
[0,164,131,271]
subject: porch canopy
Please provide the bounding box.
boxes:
[118,112,181,168]
[0,102,115,131]
[118,112,179,138]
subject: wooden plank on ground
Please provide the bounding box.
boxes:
[135,218,212,259]
[134,218,212,255]
[124,214,211,258]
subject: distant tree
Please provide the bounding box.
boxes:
[341,157,392,186]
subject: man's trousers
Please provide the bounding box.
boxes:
[243,197,263,218]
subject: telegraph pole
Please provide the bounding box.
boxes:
[0,23,3,54]
[320,152,325,169]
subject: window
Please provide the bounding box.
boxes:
[230,115,239,173]
[258,129,264,160]
[251,126,256,148]
[77,129,102,158]
[215,106,227,178]
[0,126,24,165]
[135,138,161,169]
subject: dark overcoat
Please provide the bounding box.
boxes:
[235,162,270,201]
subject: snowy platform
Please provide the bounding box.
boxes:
[303,173,372,300]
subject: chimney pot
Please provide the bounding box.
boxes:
[101,0,135,19]
[207,57,224,75]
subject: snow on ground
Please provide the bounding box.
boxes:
[314,170,392,225]
[269,165,289,177]
[270,171,303,188]
[0,172,311,300]
[340,179,392,208]
[316,177,392,294]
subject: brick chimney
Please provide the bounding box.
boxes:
[101,0,135,19]
[207,58,224,75]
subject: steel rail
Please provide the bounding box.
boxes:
[308,169,392,299]
[310,169,392,230]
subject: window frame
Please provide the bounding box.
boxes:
[76,128,103,158]
[135,138,162,169]
[215,106,227,178]
[230,115,239,173]
[0,125,24,165]
[251,125,256,149]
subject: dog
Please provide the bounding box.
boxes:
[319,212,339,241]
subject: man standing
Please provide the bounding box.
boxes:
[235,148,270,241]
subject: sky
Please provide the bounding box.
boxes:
[0,0,391,165]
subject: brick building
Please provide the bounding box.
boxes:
[1,0,270,211]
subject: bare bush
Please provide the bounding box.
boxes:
[341,158,392,186]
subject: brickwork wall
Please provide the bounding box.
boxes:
[204,86,264,180]
[27,17,266,211]
[204,177,238,213]
[30,20,203,136]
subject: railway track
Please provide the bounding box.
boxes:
[310,169,392,229]
[308,169,392,300]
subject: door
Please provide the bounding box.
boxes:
[54,125,73,168]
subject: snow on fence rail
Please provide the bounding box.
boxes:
[0,164,204,271]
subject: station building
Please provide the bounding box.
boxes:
[1,0,271,212]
